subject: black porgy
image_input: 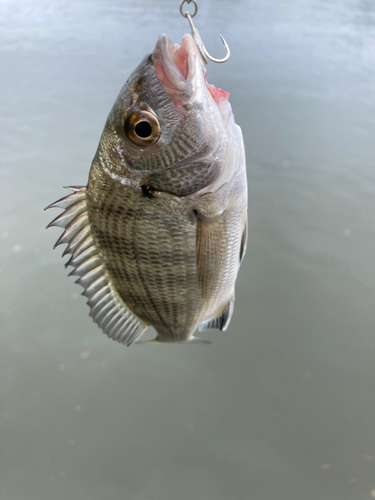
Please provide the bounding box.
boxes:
[47,33,248,345]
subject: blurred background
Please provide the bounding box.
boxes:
[1,0,375,498]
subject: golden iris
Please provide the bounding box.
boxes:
[124,110,160,147]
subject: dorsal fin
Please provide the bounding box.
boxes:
[198,294,235,332]
[46,187,148,346]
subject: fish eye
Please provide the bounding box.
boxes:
[124,110,160,147]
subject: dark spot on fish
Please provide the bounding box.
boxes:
[141,185,154,198]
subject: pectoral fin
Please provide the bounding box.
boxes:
[195,210,227,300]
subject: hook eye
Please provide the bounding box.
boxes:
[179,0,198,18]
[124,110,161,147]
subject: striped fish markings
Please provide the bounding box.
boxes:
[46,34,247,345]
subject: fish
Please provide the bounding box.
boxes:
[46,33,247,346]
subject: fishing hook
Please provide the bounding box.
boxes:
[179,0,230,64]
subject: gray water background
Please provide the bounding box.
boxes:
[1,0,375,498]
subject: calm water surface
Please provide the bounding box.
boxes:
[1,0,375,499]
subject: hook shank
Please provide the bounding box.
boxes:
[179,0,230,64]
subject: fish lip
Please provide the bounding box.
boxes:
[153,33,201,90]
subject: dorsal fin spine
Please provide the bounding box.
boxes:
[45,190,86,210]
[47,200,87,228]
[62,227,91,256]
[70,257,102,277]
[54,214,89,248]
[69,235,94,259]
[82,275,108,298]
[66,245,96,269]
[76,266,104,287]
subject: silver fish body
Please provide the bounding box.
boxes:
[47,34,247,345]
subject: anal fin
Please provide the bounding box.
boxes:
[198,294,235,332]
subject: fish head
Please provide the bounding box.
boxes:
[96,33,239,196]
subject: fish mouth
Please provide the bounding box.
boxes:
[153,33,229,106]
[153,33,199,91]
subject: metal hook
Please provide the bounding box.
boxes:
[179,0,230,64]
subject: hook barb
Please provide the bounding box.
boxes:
[179,0,230,64]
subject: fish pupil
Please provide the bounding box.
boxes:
[135,121,152,138]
